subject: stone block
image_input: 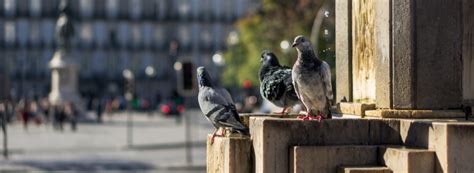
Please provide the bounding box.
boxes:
[337,102,376,117]
[338,166,392,173]
[291,145,378,173]
[378,146,435,173]
[250,117,402,173]
[206,134,251,173]
[336,0,353,103]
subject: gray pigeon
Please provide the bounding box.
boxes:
[291,35,333,121]
[197,67,249,143]
[259,50,300,114]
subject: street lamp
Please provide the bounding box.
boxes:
[144,66,155,116]
[280,40,290,53]
[212,53,224,66]
[122,69,134,147]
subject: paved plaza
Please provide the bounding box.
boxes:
[0,110,213,172]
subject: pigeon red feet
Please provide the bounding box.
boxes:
[210,129,225,144]
[297,112,323,121]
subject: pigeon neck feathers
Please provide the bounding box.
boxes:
[297,48,322,66]
[198,72,213,88]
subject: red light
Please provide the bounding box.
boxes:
[177,105,185,113]
[161,105,170,113]
[243,80,252,89]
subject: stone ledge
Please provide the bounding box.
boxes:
[365,109,465,119]
[337,102,376,117]
[291,145,379,173]
[337,166,392,173]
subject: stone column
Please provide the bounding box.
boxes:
[336,0,466,118]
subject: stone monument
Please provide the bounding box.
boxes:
[48,0,81,106]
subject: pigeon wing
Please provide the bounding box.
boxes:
[321,61,333,105]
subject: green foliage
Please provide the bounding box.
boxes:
[222,0,325,87]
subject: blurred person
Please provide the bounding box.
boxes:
[65,102,78,132]
[94,98,103,123]
[18,99,30,130]
[40,98,51,124]
[53,105,66,131]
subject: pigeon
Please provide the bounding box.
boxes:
[197,67,249,143]
[259,50,300,114]
[291,35,333,121]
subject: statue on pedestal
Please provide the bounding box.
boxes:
[48,0,81,108]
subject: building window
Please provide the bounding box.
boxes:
[29,0,41,17]
[80,0,93,18]
[94,21,106,48]
[41,20,54,47]
[4,0,16,17]
[29,21,40,46]
[131,24,141,48]
[130,0,141,20]
[178,0,191,19]
[106,0,118,18]
[80,22,93,47]
[4,21,16,46]
[155,0,167,20]
[153,25,164,48]
[117,22,130,48]
[142,23,153,48]
[17,19,29,47]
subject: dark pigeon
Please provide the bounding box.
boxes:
[291,35,333,121]
[259,50,300,114]
[197,67,249,143]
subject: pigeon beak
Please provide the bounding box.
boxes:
[292,42,297,47]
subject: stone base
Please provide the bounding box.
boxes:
[337,102,376,117]
[379,146,435,173]
[365,109,465,119]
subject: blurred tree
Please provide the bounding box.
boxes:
[222,0,333,88]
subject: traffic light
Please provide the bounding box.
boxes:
[175,61,197,96]
[182,62,194,90]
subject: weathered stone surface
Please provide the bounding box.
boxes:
[338,166,392,173]
[206,135,251,173]
[414,0,463,109]
[291,145,378,173]
[374,0,391,109]
[337,102,376,117]
[365,110,464,119]
[336,0,353,103]
[379,146,435,173]
[250,117,402,173]
[463,0,474,102]
[391,0,415,109]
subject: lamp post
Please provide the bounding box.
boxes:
[212,52,225,85]
[145,66,155,116]
[122,69,134,147]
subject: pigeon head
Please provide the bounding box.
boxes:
[292,35,312,52]
[260,50,280,66]
[197,66,213,87]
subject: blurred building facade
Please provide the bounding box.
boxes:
[0,0,258,102]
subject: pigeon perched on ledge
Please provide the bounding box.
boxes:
[291,35,333,121]
[197,67,249,143]
[259,50,300,114]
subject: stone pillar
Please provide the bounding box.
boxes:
[336,0,466,118]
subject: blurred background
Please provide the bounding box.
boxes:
[0,0,335,172]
